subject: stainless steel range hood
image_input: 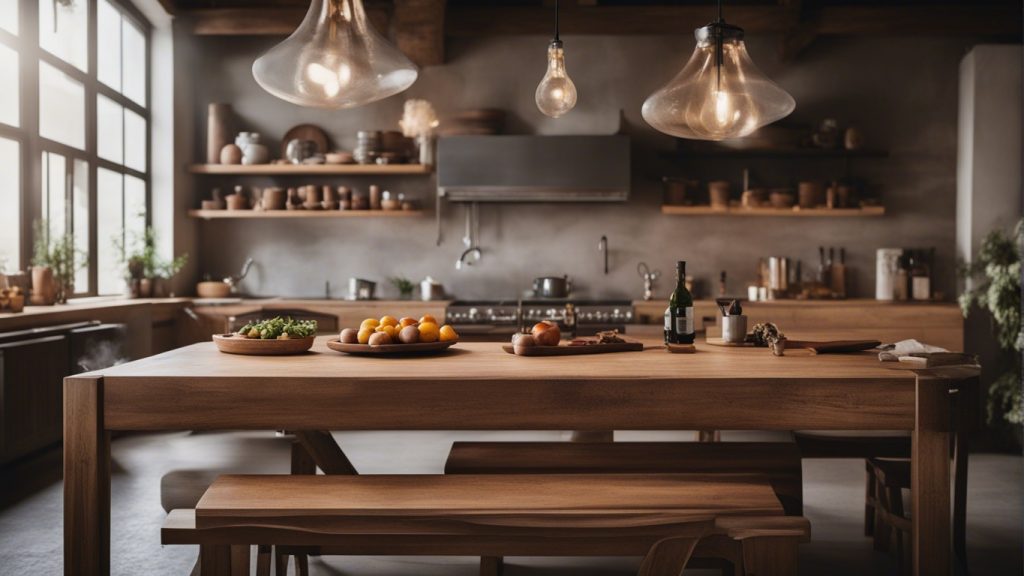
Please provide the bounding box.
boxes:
[437,135,630,202]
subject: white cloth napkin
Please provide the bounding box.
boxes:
[878,339,948,362]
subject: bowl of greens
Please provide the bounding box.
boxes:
[213,316,318,355]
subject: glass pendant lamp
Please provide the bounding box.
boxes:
[252,0,418,109]
[642,0,794,141]
[535,0,577,118]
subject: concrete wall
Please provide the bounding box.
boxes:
[182,32,980,301]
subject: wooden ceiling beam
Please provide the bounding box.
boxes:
[391,0,446,67]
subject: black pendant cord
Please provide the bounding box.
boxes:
[715,0,724,91]
[554,0,560,42]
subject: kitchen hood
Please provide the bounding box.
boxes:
[437,135,630,202]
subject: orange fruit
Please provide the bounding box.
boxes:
[379,315,399,327]
[399,317,418,328]
[357,328,374,344]
[439,324,458,342]
[359,318,380,331]
[418,321,440,343]
[375,324,397,338]
[419,314,438,325]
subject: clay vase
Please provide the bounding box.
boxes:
[30,266,57,306]
[207,103,232,164]
[220,144,243,165]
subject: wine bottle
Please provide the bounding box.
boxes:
[664,261,695,344]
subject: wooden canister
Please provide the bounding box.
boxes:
[798,181,823,209]
[708,181,730,210]
[207,103,232,164]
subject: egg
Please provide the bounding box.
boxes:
[368,332,393,346]
[339,328,359,344]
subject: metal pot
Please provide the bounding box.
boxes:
[532,275,572,299]
[348,278,376,301]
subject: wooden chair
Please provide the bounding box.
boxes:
[163,472,809,576]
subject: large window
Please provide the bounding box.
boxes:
[0,0,150,296]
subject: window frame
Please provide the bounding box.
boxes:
[0,0,152,297]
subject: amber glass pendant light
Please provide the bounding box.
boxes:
[535,0,578,118]
[642,0,795,140]
[253,0,418,109]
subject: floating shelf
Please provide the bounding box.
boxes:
[188,209,424,220]
[660,205,886,217]
[189,164,433,175]
[664,147,889,159]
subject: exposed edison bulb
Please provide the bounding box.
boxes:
[642,24,794,141]
[535,40,577,118]
[253,0,417,109]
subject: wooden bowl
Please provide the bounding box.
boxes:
[196,281,231,299]
[213,334,315,355]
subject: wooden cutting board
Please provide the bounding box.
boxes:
[502,341,644,356]
[706,337,880,354]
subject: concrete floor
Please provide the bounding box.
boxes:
[0,430,1021,575]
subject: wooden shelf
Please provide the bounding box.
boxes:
[189,209,424,220]
[189,164,433,176]
[664,147,889,159]
[660,205,885,217]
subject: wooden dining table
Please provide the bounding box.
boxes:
[64,336,968,576]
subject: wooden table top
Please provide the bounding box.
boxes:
[98,336,915,385]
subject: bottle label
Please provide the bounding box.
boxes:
[675,307,694,334]
[664,308,672,331]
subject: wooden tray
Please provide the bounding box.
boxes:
[706,337,754,348]
[502,341,644,356]
[212,334,315,355]
[326,338,458,356]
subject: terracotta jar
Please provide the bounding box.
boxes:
[30,266,57,306]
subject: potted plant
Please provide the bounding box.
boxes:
[118,226,188,298]
[959,218,1023,436]
[31,220,84,305]
[389,276,415,300]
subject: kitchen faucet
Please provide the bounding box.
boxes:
[224,257,254,294]
[598,235,608,275]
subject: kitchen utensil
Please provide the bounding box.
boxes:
[533,276,572,298]
[709,180,730,210]
[196,281,232,299]
[327,338,458,356]
[348,278,376,300]
[285,139,318,164]
[213,333,314,356]
[420,277,445,301]
[281,124,329,158]
[721,315,748,344]
[502,340,643,356]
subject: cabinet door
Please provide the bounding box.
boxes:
[0,335,69,463]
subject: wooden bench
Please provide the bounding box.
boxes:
[163,473,810,576]
[444,441,804,516]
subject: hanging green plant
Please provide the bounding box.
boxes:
[958,218,1023,425]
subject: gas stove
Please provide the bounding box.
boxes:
[446,299,634,341]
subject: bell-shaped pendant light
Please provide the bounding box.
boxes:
[253,0,418,109]
[535,0,577,118]
[642,0,794,141]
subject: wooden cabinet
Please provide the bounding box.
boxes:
[0,335,68,464]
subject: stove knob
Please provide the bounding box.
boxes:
[468,307,478,319]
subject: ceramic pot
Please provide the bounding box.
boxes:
[262,187,287,210]
[709,180,731,210]
[30,266,57,306]
[797,182,823,209]
[238,132,270,165]
[139,278,153,298]
[207,103,232,164]
[770,190,795,209]
[220,144,242,165]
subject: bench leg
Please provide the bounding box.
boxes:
[740,537,799,576]
[865,462,876,537]
[231,545,250,575]
[873,475,892,553]
[638,536,700,576]
[481,556,504,576]
[256,545,272,576]
[200,544,232,576]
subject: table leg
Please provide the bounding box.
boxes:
[64,376,110,576]
[913,376,952,576]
